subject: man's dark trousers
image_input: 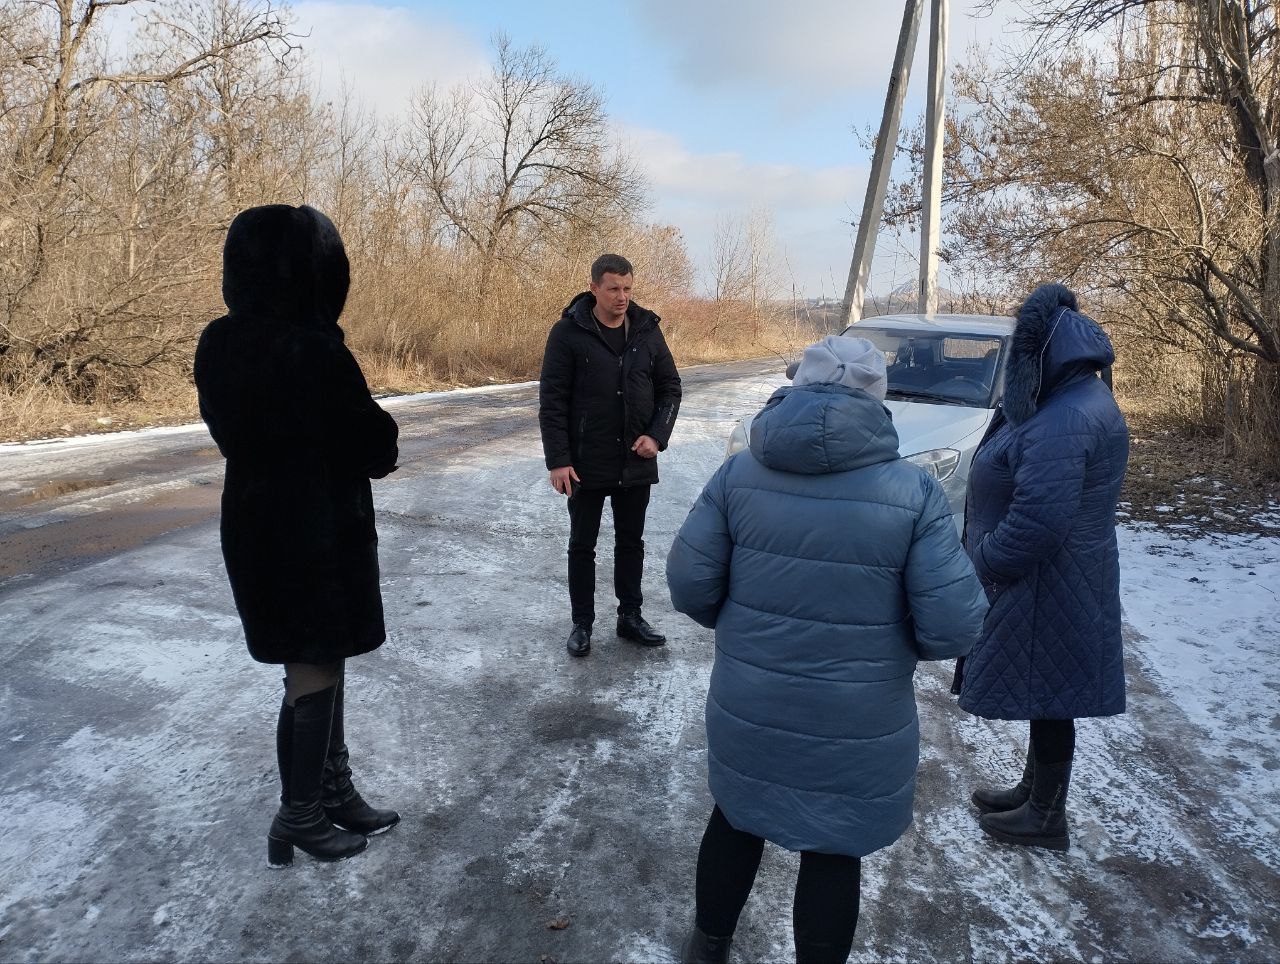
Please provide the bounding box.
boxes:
[567,484,651,629]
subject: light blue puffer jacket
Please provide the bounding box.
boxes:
[667,383,988,856]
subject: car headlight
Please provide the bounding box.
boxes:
[725,420,749,459]
[905,448,961,481]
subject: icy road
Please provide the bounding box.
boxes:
[2,359,1278,963]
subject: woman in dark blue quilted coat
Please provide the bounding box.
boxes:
[958,283,1129,852]
[667,336,987,964]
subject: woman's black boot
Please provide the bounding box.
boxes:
[979,761,1071,851]
[268,685,368,865]
[972,740,1034,814]
[680,925,732,964]
[795,940,855,964]
[322,678,401,835]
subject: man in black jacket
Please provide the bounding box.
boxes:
[539,254,682,657]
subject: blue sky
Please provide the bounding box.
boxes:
[293,1,1017,297]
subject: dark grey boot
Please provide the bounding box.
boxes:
[681,925,732,964]
[972,741,1034,814]
[322,679,400,836]
[979,760,1071,851]
[268,685,368,866]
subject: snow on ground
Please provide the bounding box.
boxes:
[1,362,1279,962]
[1118,524,1280,870]
[0,380,541,453]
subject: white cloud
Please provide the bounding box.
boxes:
[292,2,488,114]
[625,0,1016,106]
[283,2,1003,295]
[620,125,867,296]
[623,126,862,207]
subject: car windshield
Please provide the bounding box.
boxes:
[843,326,1006,407]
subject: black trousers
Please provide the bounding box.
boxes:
[695,806,862,964]
[566,483,651,628]
[1030,719,1076,764]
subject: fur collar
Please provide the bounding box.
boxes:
[1004,284,1083,426]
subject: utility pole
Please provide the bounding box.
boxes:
[839,0,924,328]
[918,0,948,315]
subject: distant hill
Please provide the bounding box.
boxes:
[795,285,1009,332]
[863,280,965,316]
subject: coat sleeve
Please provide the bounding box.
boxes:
[905,476,989,660]
[324,340,399,479]
[538,323,574,470]
[646,328,682,450]
[192,324,228,456]
[974,410,1091,585]
[666,465,732,629]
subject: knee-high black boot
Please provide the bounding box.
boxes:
[322,678,400,836]
[268,685,368,865]
[972,739,1035,814]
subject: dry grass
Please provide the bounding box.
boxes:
[0,382,202,444]
[1114,380,1279,535]
[0,302,813,444]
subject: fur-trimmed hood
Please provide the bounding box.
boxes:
[221,204,349,337]
[1003,283,1115,426]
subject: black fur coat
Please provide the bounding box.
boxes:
[194,205,399,664]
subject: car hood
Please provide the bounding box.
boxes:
[883,399,992,456]
[736,399,993,460]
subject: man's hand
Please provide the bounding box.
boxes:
[549,465,581,496]
[632,435,659,459]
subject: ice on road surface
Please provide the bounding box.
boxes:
[1,360,1277,962]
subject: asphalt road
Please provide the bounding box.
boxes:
[1,358,1276,963]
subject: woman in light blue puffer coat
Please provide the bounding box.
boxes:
[667,336,988,964]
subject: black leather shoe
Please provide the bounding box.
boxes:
[567,624,592,657]
[973,742,1034,814]
[681,925,732,964]
[617,611,666,646]
[980,760,1071,851]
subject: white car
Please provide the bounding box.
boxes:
[725,313,1016,531]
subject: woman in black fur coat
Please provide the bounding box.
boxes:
[194,204,401,865]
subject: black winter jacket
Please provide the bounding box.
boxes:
[194,204,398,665]
[539,293,682,488]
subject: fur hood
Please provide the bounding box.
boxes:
[221,204,349,337]
[1003,283,1115,426]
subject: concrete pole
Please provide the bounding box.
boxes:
[839,0,925,328]
[918,0,948,315]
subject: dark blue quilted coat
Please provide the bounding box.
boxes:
[959,285,1130,720]
[667,384,988,856]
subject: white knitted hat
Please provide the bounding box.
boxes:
[793,335,888,400]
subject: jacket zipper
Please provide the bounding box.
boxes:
[618,349,627,484]
[582,315,654,486]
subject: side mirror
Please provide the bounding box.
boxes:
[785,361,799,380]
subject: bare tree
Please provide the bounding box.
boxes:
[0,0,294,400]
[885,1,1280,463]
[709,208,783,339]
[401,34,644,290]
[0,10,771,437]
